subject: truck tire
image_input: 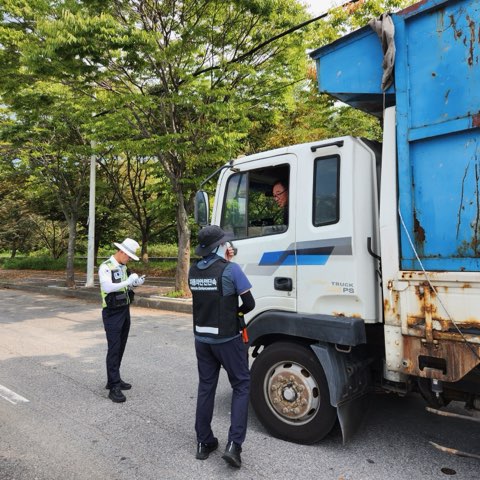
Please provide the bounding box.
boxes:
[250,341,337,444]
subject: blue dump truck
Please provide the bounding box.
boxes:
[195,0,480,446]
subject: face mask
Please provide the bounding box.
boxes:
[215,244,228,259]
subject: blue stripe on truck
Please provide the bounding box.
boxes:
[258,238,352,266]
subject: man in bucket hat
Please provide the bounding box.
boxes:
[98,238,145,403]
[189,225,255,468]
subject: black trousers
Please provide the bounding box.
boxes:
[102,305,131,387]
[195,336,250,445]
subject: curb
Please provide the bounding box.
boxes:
[0,283,192,314]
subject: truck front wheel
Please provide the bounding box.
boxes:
[250,342,337,444]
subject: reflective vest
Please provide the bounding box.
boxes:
[189,258,239,338]
[100,258,130,308]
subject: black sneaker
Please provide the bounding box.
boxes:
[105,380,132,390]
[222,441,242,468]
[108,386,126,403]
[196,438,219,460]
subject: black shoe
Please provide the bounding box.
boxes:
[105,380,132,390]
[196,438,218,460]
[222,441,242,468]
[108,387,126,403]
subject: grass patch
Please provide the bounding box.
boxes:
[134,261,177,278]
[0,256,178,277]
[97,243,186,258]
[164,290,186,298]
[1,256,85,271]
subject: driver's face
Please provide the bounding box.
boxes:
[273,184,288,208]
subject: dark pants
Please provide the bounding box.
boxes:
[194,335,250,446]
[102,306,131,387]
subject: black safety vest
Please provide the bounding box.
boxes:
[188,258,239,338]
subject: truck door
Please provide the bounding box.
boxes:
[218,154,297,313]
[295,139,380,322]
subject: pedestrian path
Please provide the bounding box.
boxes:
[0,269,192,314]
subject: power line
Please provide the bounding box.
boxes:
[192,0,362,79]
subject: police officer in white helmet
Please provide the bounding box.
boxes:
[98,238,145,403]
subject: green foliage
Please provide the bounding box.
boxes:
[27,216,69,259]
[259,84,382,150]
[0,130,37,255]
[312,0,416,45]
[0,0,315,289]
[17,0,309,182]
[258,0,416,150]
[0,0,418,286]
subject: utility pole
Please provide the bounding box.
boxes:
[85,140,96,287]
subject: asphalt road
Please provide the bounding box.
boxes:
[0,289,479,480]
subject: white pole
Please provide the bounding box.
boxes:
[85,140,96,287]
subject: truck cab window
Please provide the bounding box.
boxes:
[313,156,339,226]
[221,166,289,239]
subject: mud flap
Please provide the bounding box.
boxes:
[311,342,371,443]
[337,395,369,443]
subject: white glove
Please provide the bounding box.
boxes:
[127,273,139,286]
[132,275,146,287]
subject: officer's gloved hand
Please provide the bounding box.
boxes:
[127,273,139,286]
[132,275,146,287]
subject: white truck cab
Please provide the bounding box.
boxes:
[212,137,381,324]
[195,134,384,443]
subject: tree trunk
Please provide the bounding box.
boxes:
[175,194,191,295]
[66,216,77,288]
[94,236,100,267]
[141,230,149,263]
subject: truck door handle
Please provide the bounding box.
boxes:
[274,277,293,292]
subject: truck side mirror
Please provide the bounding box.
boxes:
[194,190,209,226]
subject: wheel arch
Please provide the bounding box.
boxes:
[247,310,367,349]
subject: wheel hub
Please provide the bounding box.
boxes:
[267,363,319,421]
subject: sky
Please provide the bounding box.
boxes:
[303,0,345,16]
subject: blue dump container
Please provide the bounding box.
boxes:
[311,0,480,272]
[311,20,395,116]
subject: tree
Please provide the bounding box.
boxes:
[0,0,417,291]
[316,0,416,42]
[96,148,175,262]
[0,184,37,258]
[0,3,97,286]
[5,0,310,292]
[259,70,382,150]
[0,86,91,286]
[0,109,32,256]
[87,169,127,265]
[27,214,69,259]
[257,0,416,149]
